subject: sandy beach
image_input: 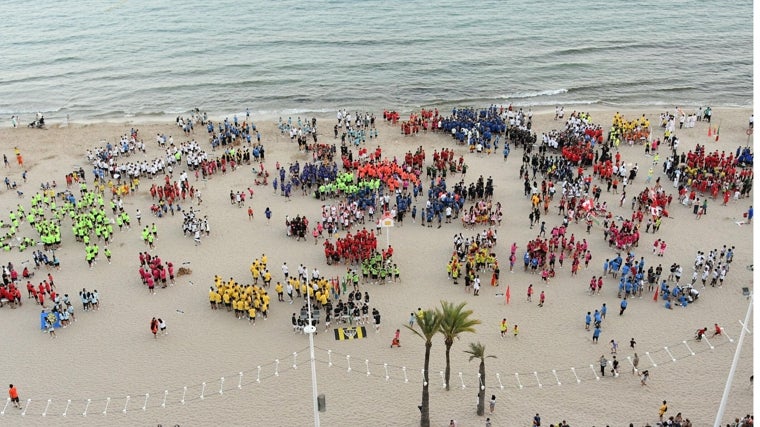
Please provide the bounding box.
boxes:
[0,105,753,426]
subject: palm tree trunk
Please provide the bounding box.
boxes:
[477,360,485,416]
[444,341,452,391]
[421,342,432,427]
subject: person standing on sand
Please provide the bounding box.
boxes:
[373,308,381,332]
[8,384,20,409]
[286,282,294,303]
[489,394,496,414]
[158,318,167,335]
[150,317,159,339]
[640,369,649,385]
[659,400,668,421]
[527,284,533,301]
[592,325,601,343]
[500,318,508,338]
[46,318,56,338]
[538,290,545,307]
[632,352,640,374]
[391,329,400,347]
[599,355,608,376]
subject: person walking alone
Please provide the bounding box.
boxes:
[8,384,20,409]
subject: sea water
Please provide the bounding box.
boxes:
[0,0,752,122]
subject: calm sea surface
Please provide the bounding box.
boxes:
[0,0,753,122]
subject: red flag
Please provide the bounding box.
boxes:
[506,285,511,304]
[653,291,658,302]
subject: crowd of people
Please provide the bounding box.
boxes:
[137,252,175,294]
[181,208,208,245]
[321,228,378,265]
[208,249,386,335]
[208,275,272,324]
[447,230,499,291]
[1,104,752,424]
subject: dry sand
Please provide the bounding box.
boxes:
[0,106,753,426]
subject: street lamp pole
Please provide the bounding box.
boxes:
[304,285,320,427]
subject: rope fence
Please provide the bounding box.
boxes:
[0,320,748,418]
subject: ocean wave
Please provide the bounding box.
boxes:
[497,89,569,99]
[518,99,602,107]
[549,41,663,57]
[656,85,699,93]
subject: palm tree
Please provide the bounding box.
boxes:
[464,341,496,416]
[438,300,481,391]
[406,309,440,427]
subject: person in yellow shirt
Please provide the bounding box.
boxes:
[214,291,222,307]
[261,302,268,320]
[248,306,257,325]
[260,254,267,269]
[223,292,232,311]
[209,287,218,310]
[275,282,284,301]
[263,270,272,288]
[234,299,242,319]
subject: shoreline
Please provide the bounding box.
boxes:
[4,103,753,129]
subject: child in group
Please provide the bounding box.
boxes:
[46,319,56,338]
